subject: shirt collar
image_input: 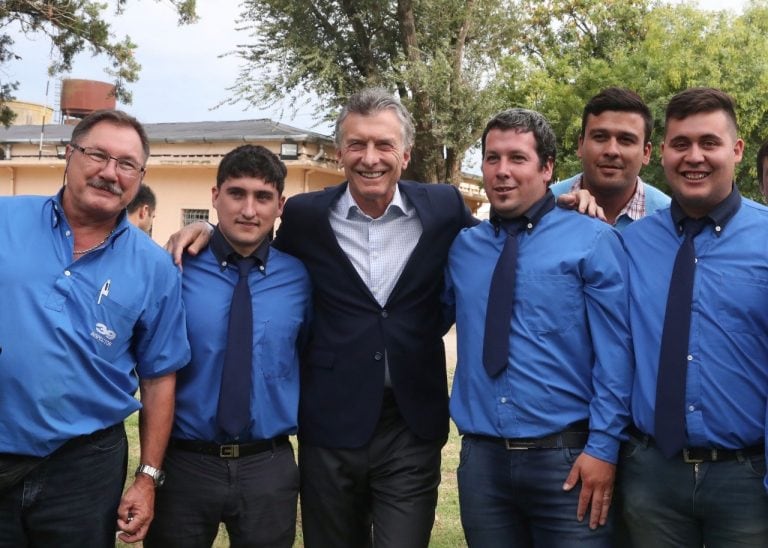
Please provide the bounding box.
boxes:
[48,188,130,245]
[670,184,741,237]
[337,182,412,220]
[490,190,556,235]
[210,225,270,272]
[571,175,647,223]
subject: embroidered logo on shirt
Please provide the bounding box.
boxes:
[91,322,117,346]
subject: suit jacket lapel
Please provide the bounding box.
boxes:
[386,182,434,305]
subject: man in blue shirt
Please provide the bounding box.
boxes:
[620,87,768,546]
[145,145,311,547]
[550,87,669,230]
[0,110,191,546]
[445,108,632,547]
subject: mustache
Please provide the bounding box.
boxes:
[87,178,123,197]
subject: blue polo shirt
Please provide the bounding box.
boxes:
[623,188,768,487]
[445,197,633,464]
[173,227,311,443]
[0,192,191,457]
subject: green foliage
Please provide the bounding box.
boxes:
[500,0,768,201]
[0,0,198,126]
[229,0,517,184]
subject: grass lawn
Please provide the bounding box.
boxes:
[118,328,466,547]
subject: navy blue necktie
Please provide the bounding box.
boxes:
[655,218,708,458]
[483,221,524,378]
[217,257,256,438]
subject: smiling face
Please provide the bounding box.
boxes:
[578,110,651,197]
[336,110,411,218]
[62,121,145,224]
[212,176,285,257]
[482,128,553,219]
[662,110,743,218]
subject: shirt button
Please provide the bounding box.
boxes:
[688,405,695,412]
[500,397,507,403]
[694,258,698,263]
[374,352,383,361]
[259,265,265,272]
[381,310,388,318]
[715,225,722,232]
[64,270,71,277]
[687,355,693,361]
[65,230,71,237]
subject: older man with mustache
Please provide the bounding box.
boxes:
[0,110,190,547]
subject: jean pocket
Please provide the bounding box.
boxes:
[740,452,766,478]
[563,446,583,465]
[620,439,643,461]
[86,425,127,453]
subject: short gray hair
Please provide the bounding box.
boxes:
[70,109,149,161]
[481,108,556,169]
[335,88,415,149]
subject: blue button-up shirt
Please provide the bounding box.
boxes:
[0,192,190,456]
[623,188,768,487]
[174,227,311,442]
[445,197,633,463]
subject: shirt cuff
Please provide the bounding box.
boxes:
[584,431,620,464]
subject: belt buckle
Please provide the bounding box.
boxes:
[682,448,704,464]
[505,439,534,450]
[219,444,240,458]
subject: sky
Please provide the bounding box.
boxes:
[4,0,747,137]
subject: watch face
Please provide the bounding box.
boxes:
[156,471,166,487]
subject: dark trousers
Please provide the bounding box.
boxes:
[0,424,127,548]
[457,435,614,548]
[299,392,444,548]
[145,441,298,548]
[619,437,768,548]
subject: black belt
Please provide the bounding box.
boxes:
[169,436,289,458]
[469,420,589,450]
[627,425,763,463]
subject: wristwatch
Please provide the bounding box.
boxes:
[135,464,166,487]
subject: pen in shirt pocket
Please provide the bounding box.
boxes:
[97,279,111,304]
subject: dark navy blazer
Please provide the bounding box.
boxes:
[274,180,475,448]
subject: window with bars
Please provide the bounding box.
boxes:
[181,208,209,226]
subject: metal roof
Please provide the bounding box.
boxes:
[0,119,334,145]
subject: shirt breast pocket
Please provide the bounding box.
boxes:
[258,320,300,380]
[715,274,768,335]
[516,274,581,334]
[89,297,140,360]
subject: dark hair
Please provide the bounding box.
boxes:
[216,144,287,194]
[70,109,149,161]
[665,87,738,133]
[481,108,557,169]
[582,87,653,143]
[758,139,768,190]
[335,87,415,149]
[127,183,156,213]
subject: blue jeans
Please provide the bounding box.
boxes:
[457,435,614,548]
[145,441,299,548]
[618,436,768,547]
[0,424,127,548]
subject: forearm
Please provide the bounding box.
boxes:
[138,372,176,468]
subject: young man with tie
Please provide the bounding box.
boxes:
[145,145,311,547]
[445,108,633,547]
[619,87,768,547]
